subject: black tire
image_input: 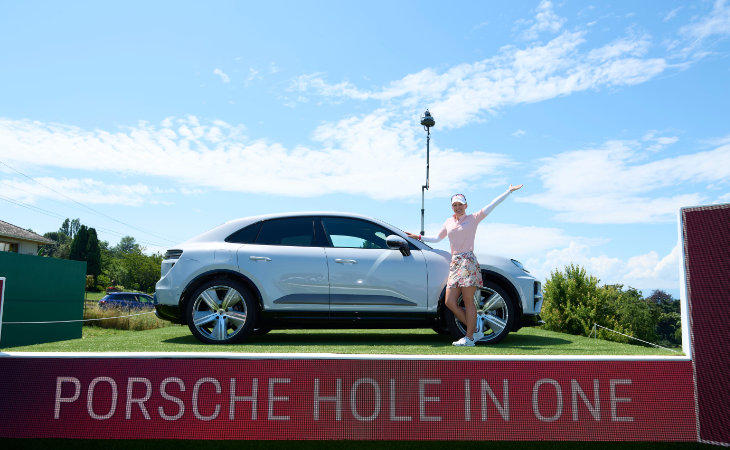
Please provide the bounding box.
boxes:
[185,278,258,344]
[444,279,516,345]
[251,326,273,336]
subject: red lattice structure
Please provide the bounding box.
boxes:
[681,204,730,446]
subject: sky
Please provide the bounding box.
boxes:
[1,1,729,297]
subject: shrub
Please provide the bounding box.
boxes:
[541,264,600,337]
[85,275,96,292]
[96,274,111,292]
[542,265,659,346]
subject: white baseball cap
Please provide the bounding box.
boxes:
[451,194,467,205]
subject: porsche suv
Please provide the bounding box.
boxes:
[154,212,543,345]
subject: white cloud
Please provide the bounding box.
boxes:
[528,241,681,293]
[663,7,682,22]
[247,68,260,82]
[289,73,371,101]
[474,222,606,260]
[681,0,730,42]
[642,131,679,152]
[0,177,161,206]
[624,244,680,281]
[0,115,511,202]
[672,0,730,56]
[519,139,730,224]
[290,29,668,129]
[420,217,681,292]
[213,68,231,83]
[512,129,526,137]
[519,0,566,41]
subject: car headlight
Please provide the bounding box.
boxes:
[511,259,530,273]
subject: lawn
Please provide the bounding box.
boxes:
[2,325,682,356]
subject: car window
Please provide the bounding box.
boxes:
[225,222,262,243]
[256,217,315,247]
[321,217,392,249]
[139,295,152,303]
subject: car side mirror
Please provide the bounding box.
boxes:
[386,235,411,257]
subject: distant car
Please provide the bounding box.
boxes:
[154,212,543,345]
[99,292,154,310]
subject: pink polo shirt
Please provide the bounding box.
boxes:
[422,189,511,255]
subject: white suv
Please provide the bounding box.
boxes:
[154,212,543,345]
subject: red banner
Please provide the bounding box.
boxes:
[0,357,696,441]
[682,204,730,445]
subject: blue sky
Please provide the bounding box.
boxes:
[1,1,729,296]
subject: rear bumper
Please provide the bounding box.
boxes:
[155,304,185,325]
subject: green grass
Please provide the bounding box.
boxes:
[83,291,106,302]
[1,325,682,356]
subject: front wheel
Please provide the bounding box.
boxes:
[445,280,516,344]
[185,278,258,344]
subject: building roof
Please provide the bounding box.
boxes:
[0,219,55,245]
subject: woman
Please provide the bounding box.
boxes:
[407,184,523,347]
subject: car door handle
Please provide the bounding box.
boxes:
[335,259,358,264]
[249,256,272,262]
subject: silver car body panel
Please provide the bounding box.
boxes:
[155,211,541,320]
[237,244,329,311]
[325,246,428,312]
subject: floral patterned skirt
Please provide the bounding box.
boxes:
[447,252,483,288]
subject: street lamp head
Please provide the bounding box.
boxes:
[420,109,435,129]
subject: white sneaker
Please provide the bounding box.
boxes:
[472,331,484,342]
[452,336,475,347]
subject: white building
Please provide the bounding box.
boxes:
[0,219,55,255]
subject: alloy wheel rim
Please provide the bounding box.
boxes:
[455,286,509,342]
[192,285,248,341]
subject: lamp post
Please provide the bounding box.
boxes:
[420,109,435,236]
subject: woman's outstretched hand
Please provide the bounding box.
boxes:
[509,184,524,192]
[406,232,420,240]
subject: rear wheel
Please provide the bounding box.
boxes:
[185,278,258,344]
[445,280,516,344]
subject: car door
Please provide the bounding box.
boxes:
[321,216,428,314]
[235,216,329,312]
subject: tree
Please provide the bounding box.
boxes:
[597,284,657,344]
[69,225,89,262]
[59,219,71,238]
[656,312,682,346]
[40,231,65,257]
[86,228,101,281]
[59,218,81,239]
[114,236,141,255]
[647,289,673,306]
[117,251,163,292]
